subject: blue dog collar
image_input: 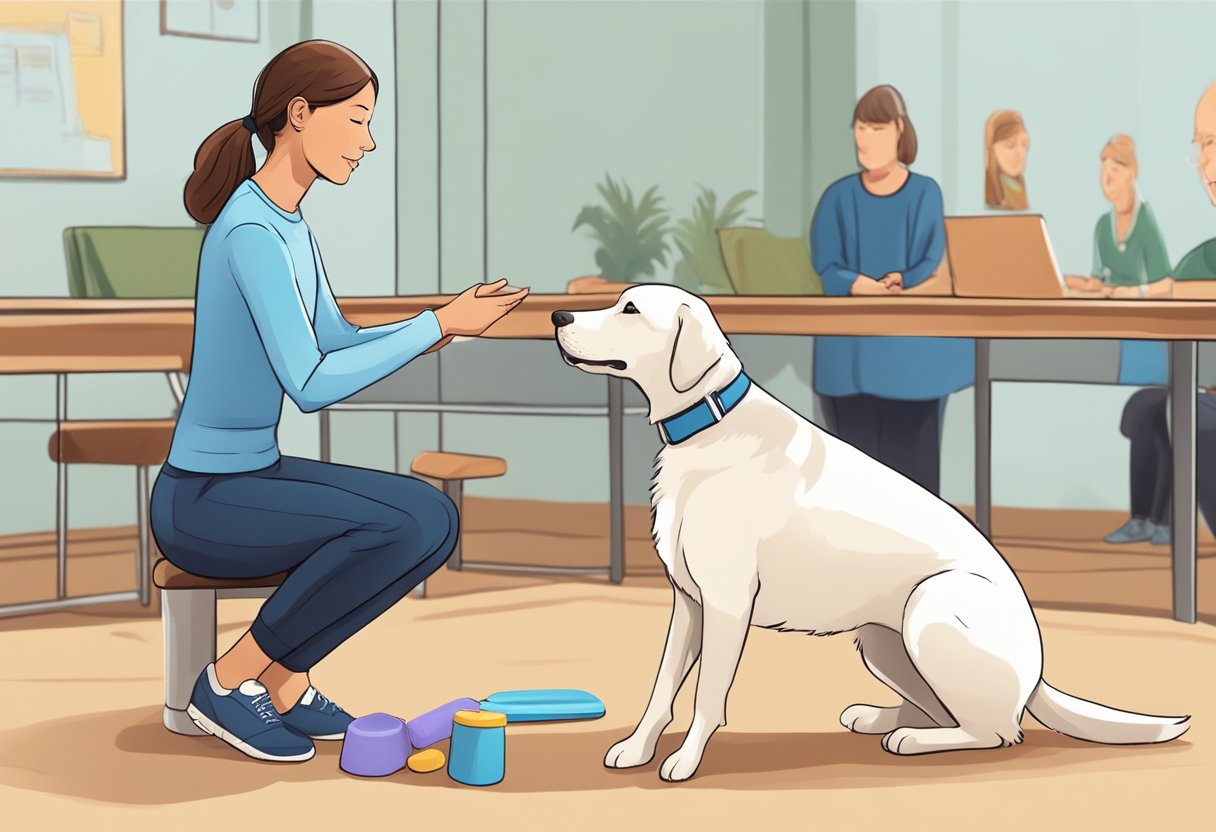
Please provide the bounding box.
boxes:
[657,372,752,445]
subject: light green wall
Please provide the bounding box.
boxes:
[7,0,1216,539]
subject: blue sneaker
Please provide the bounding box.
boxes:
[279,686,356,740]
[1104,517,1153,544]
[186,664,315,762]
[1149,523,1171,546]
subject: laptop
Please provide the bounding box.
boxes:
[945,214,1067,299]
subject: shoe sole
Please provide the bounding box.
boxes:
[187,703,316,762]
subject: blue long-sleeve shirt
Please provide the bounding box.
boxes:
[810,172,974,400]
[167,179,442,473]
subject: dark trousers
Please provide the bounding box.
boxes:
[818,393,945,495]
[150,456,459,673]
[1120,387,1216,532]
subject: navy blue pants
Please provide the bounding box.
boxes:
[1120,386,1216,532]
[150,456,459,673]
[818,393,945,496]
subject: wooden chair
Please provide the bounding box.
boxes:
[54,226,202,607]
[409,451,507,597]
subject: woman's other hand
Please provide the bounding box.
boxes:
[434,278,529,336]
[879,271,904,290]
[851,274,901,296]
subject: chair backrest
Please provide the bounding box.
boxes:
[63,226,203,298]
[717,227,824,296]
[1174,237,1216,281]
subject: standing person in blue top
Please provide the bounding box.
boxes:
[809,85,973,496]
[149,41,528,763]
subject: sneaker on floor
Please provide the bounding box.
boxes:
[279,686,356,740]
[186,664,315,762]
[1150,523,1171,546]
[1103,516,1153,544]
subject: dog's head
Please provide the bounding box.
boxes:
[553,285,739,419]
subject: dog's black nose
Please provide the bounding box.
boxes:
[552,310,574,328]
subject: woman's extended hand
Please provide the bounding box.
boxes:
[434,279,529,336]
[851,274,901,296]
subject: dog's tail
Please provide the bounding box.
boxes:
[1025,680,1190,745]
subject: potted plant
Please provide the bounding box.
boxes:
[670,185,758,294]
[569,174,671,294]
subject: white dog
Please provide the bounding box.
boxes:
[552,285,1190,783]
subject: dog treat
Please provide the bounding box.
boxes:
[406,697,482,749]
[407,748,446,773]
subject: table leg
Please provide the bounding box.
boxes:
[56,373,68,600]
[608,376,625,584]
[319,409,331,463]
[1170,341,1197,624]
[975,338,992,538]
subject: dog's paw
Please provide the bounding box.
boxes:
[841,704,895,734]
[604,736,654,769]
[659,747,703,782]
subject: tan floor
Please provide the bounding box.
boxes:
[1,503,1214,829]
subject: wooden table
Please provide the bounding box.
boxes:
[3,293,1213,621]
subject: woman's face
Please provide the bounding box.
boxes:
[1100,155,1135,204]
[992,129,1029,178]
[854,119,901,171]
[299,81,377,186]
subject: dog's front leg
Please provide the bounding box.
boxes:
[605,582,702,769]
[659,588,756,782]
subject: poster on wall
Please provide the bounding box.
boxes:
[0,0,125,179]
[161,0,260,43]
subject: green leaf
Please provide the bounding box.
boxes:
[573,174,672,281]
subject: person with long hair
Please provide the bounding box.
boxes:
[809,85,973,496]
[150,40,527,762]
[984,110,1029,210]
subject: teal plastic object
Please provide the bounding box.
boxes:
[479,689,605,723]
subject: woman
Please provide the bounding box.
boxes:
[984,110,1030,210]
[810,85,973,496]
[150,41,527,763]
[1065,135,1173,386]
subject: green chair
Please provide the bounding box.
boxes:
[716,227,824,296]
[55,226,202,606]
[63,226,203,299]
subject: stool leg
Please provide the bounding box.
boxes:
[136,466,150,606]
[446,479,463,571]
[162,588,216,735]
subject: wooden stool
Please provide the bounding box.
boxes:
[409,451,507,597]
[152,558,288,735]
[49,419,177,608]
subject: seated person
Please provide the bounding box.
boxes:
[1174,236,1216,279]
[1105,386,1216,544]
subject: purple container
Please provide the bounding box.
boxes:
[406,698,481,749]
[339,712,410,777]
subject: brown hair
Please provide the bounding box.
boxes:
[853,85,918,165]
[183,40,378,224]
[1101,133,1138,174]
[984,110,1027,209]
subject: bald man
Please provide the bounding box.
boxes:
[1194,82,1216,206]
[1106,84,1216,545]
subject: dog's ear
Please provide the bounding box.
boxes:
[669,303,723,394]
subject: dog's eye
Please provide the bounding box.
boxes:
[622,302,640,315]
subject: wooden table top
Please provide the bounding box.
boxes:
[4,292,1216,373]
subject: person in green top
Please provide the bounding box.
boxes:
[1065,134,1174,299]
[1064,134,1173,388]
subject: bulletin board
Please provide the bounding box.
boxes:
[0,0,125,179]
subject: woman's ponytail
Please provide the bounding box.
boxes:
[182,40,378,225]
[183,118,256,225]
